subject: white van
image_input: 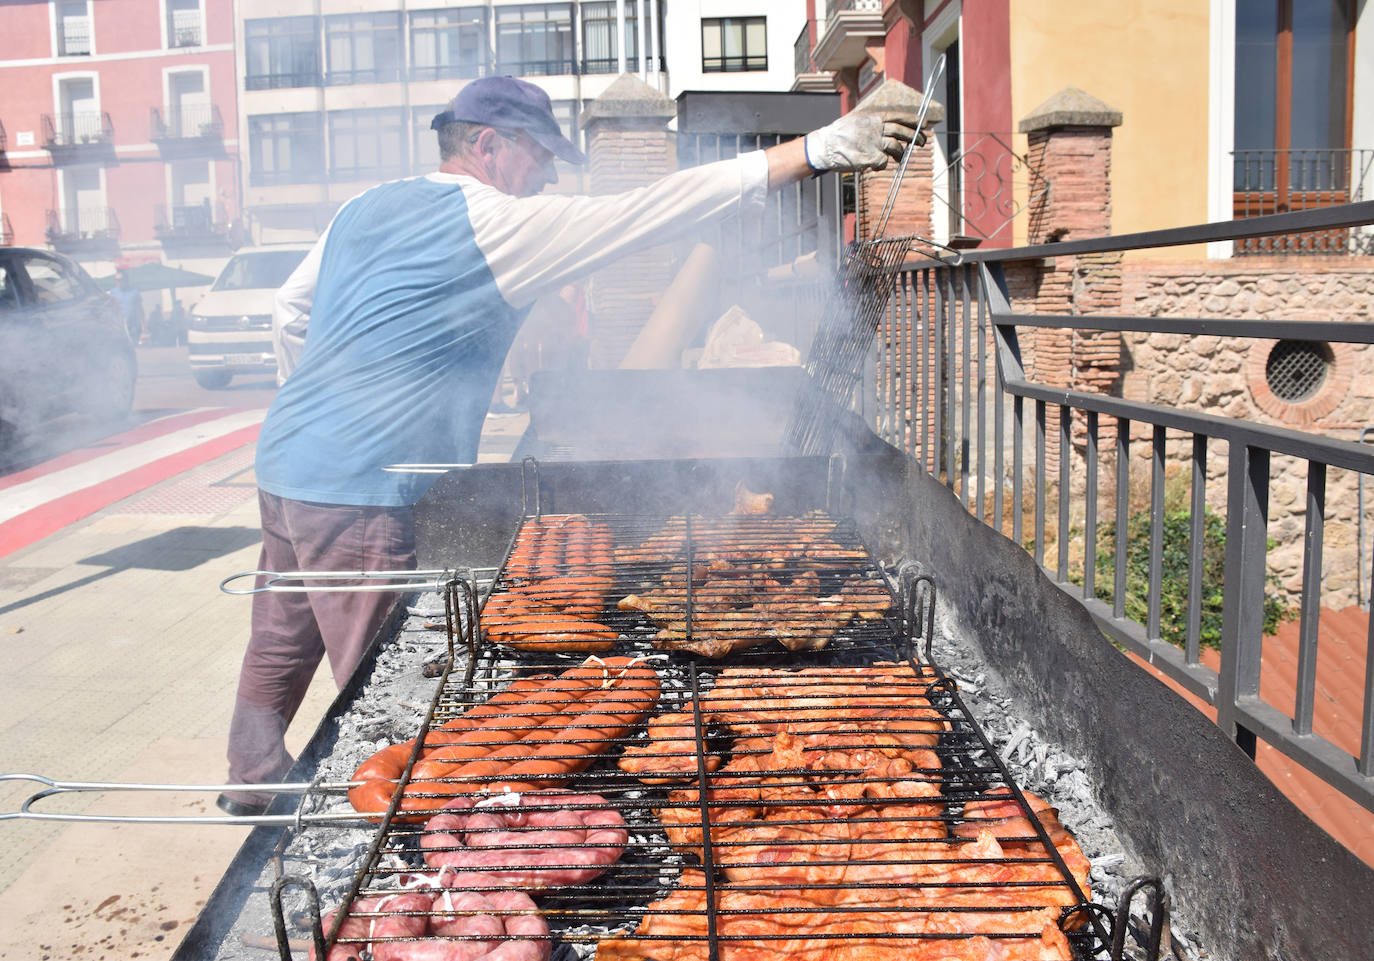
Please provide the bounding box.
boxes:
[187,243,311,389]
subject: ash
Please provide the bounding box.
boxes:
[927,606,1208,961]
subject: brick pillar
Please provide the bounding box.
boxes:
[852,79,942,241]
[581,74,677,368]
[1018,88,1124,469]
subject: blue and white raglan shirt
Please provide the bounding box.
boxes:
[257,152,770,507]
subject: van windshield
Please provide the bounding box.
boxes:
[212,250,309,291]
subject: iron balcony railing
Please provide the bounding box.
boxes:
[1232,148,1374,254]
[1,213,13,246]
[45,206,120,244]
[41,110,114,148]
[151,103,224,141]
[58,18,91,56]
[856,201,1374,815]
[0,118,7,152]
[827,0,881,15]
[169,9,201,47]
[793,20,814,76]
[154,202,228,239]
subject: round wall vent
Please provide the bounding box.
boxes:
[1264,340,1332,403]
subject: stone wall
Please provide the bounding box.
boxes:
[1119,257,1374,604]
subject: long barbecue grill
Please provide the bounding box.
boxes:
[169,443,1374,961]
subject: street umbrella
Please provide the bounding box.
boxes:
[95,262,216,291]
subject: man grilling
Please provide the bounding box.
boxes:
[219,76,919,816]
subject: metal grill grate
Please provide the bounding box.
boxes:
[286,511,1138,961]
[1264,339,1330,402]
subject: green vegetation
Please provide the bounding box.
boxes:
[1090,503,1292,648]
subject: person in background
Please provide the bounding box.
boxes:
[218,75,919,816]
[111,270,144,344]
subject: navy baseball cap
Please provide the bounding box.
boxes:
[431,76,585,165]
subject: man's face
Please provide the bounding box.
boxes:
[493,129,558,198]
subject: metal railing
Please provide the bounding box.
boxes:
[827,0,881,15]
[58,19,91,56]
[169,10,201,47]
[859,201,1374,814]
[45,206,120,244]
[151,103,224,140]
[0,118,7,152]
[1233,148,1374,255]
[934,132,1048,243]
[793,20,814,76]
[41,110,114,147]
[1,214,13,246]
[154,202,227,238]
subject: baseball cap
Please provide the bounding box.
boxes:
[431,76,585,165]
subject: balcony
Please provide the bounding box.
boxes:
[792,20,834,93]
[169,11,202,48]
[0,118,7,153]
[155,202,231,252]
[58,19,91,56]
[45,206,120,253]
[151,104,226,157]
[1,214,13,246]
[813,0,884,73]
[1232,148,1374,254]
[41,111,116,163]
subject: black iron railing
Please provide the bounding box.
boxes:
[1232,148,1374,254]
[1,213,13,246]
[793,20,814,76]
[41,111,114,148]
[0,118,7,153]
[826,0,882,16]
[852,201,1374,814]
[154,202,227,238]
[245,71,321,91]
[45,206,120,244]
[151,103,224,140]
[58,19,91,56]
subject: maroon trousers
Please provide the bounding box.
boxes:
[224,490,416,805]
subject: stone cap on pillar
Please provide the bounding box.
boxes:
[1018,87,1122,133]
[581,73,675,130]
[855,78,944,126]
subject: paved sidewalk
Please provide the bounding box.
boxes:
[0,411,527,961]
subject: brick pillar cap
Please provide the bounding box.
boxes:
[1018,87,1122,133]
[581,73,675,128]
[856,77,944,125]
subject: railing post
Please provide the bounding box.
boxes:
[1217,443,1269,758]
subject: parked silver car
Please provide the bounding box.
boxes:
[187,244,310,389]
[0,247,137,444]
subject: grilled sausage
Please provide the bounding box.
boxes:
[420,792,627,890]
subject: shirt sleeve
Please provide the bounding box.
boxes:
[271,230,329,384]
[459,151,770,308]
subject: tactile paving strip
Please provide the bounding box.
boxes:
[116,446,258,516]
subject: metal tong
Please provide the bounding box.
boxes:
[0,773,369,826]
[871,53,962,265]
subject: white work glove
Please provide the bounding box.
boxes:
[803,111,923,173]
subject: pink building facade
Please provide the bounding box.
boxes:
[0,0,240,265]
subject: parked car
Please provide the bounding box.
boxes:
[187,243,311,389]
[0,247,137,444]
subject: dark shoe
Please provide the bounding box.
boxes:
[216,792,270,817]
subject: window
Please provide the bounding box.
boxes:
[329,109,405,182]
[245,17,320,90]
[412,105,445,172]
[248,112,323,186]
[410,7,489,81]
[167,0,201,48]
[21,254,83,305]
[1233,0,1353,206]
[702,17,766,73]
[582,1,639,74]
[0,263,20,312]
[326,13,402,85]
[495,4,574,76]
[57,0,91,56]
